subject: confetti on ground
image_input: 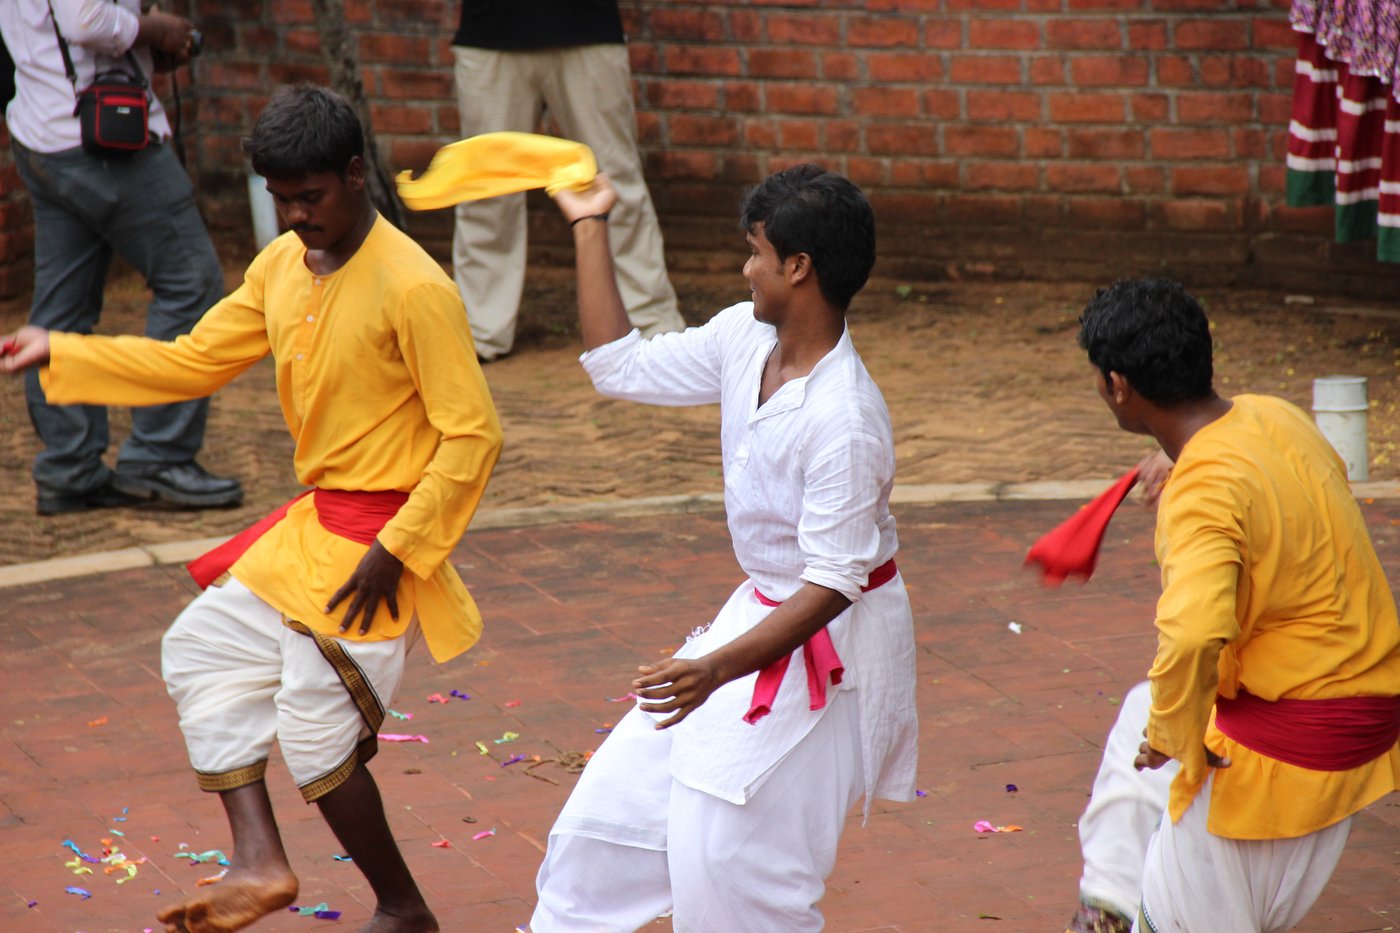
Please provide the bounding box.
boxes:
[502,754,525,767]
[88,716,108,727]
[493,731,520,745]
[113,808,129,822]
[426,693,447,704]
[378,733,430,743]
[972,820,1023,834]
[174,849,230,866]
[606,693,636,703]
[387,709,413,720]
[915,790,927,798]
[475,741,490,755]
[595,725,613,734]
[332,855,353,862]
[1007,621,1023,634]
[431,840,452,849]
[472,829,496,841]
[197,869,228,886]
[289,902,342,919]
[450,689,471,700]
[503,699,521,707]
[61,839,100,862]
[1006,784,1019,793]
[65,886,91,899]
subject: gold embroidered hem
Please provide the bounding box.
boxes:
[195,759,268,794]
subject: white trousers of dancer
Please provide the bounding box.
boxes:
[161,577,414,796]
[1136,772,1350,933]
[531,689,864,932]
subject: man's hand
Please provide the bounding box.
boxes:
[1135,737,1232,772]
[1137,449,1174,508]
[0,326,51,375]
[553,173,620,226]
[137,6,196,62]
[633,656,724,730]
[326,541,404,636]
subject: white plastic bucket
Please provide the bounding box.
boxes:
[247,174,280,251]
[1312,376,1369,481]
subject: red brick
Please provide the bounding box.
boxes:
[949,0,1021,9]
[768,13,843,45]
[1177,92,1254,122]
[1046,162,1123,192]
[731,10,763,42]
[1068,0,1144,8]
[1199,55,1271,88]
[369,103,434,135]
[965,161,1040,190]
[923,89,962,119]
[724,81,763,112]
[634,110,660,145]
[1029,56,1067,85]
[648,80,721,110]
[949,55,1023,84]
[1253,16,1297,48]
[1130,93,1170,121]
[868,52,944,82]
[1065,197,1148,229]
[669,115,740,147]
[1151,127,1231,159]
[1257,164,1287,195]
[1024,194,1064,225]
[1126,165,1167,193]
[848,15,920,47]
[358,33,430,63]
[1127,20,1168,49]
[1153,0,1233,8]
[944,125,1020,157]
[646,150,719,180]
[888,160,959,187]
[870,191,947,220]
[968,19,1041,50]
[925,19,964,48]
[1066,127,1145,159]
[744,119,779,149]
[1046,19,1124,50]
[1175,19,1250,50]
[205,61,265,90]
[628,43,660,74]
[1025,127,1063,157]
[665,46,743,77]
[269,61,330,86]
[377,68,452,100]
[1048,92,1126,122]
[867,122,941,155]
[1155,198,1241,230]
[853,87,923,118]
[1172,164,1251,195]
[867,0,943,10]
[1156,55,1195,87]
[966,89,1042,122]
[282,28,320,55]
[271,0,314,24]
[847,156,888,187]
[388,138,441,173]
[1258,91,1292,123]
[779,120,821,150]
[1070,55,1150,86]
[946,193,1023,225]
[766,83,840,115]
[647,10,728,41]
[826,119,863,151]
[749,49,819,79]
[822,52,860,80]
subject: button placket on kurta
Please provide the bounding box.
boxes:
[292,275,325,423]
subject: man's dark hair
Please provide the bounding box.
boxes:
[739,164,876,312]
[243,85,364,179]
[1077,278,1214,405]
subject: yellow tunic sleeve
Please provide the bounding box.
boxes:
[1147,461,1244,813]
[375,281,503,581]
[41,261,270,406]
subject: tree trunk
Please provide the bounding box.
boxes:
[308,0,406,229]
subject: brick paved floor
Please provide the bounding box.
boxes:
[2,499,1398,933]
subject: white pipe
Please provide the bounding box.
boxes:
[1312,376,1369,481]
[247,174,280,252]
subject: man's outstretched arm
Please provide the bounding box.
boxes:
[554,174,632,350]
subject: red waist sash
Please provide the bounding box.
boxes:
[743,558,898,726]
[186,488,410,589]
[1214,689,1400,771]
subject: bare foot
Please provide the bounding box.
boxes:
[157,866,298,933]
[360,905,440,932]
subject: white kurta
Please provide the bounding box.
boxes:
[579,303,918,810]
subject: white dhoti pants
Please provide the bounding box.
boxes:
[1136,773,1350,933]
[531,688,865,932]
[1077,682,1352,932]
[160,577,415,801]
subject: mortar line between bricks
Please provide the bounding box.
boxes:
[3,479,1399,590]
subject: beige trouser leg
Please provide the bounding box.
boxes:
[452,45,683,361]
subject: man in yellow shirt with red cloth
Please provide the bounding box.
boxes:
[2,85,501,933]
[1065,278,1400,933]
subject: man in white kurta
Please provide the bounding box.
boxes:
[530,165,918,931]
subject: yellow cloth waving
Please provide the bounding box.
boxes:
[396,131,597,210]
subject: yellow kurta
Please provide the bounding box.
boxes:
[41,217,503,663]
[1149,394,1400,839]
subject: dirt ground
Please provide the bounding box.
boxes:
[2,259,1399,567]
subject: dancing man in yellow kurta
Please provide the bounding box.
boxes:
[1065,278,1400,933]
[2,85,501,933]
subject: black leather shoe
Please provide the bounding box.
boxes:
[36,478,143,516]
[113,461,244,508]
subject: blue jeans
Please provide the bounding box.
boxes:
[12,138,224,494]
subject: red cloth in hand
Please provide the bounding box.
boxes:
[1024,467,1141,586]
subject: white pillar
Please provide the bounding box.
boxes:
[247,174,280,252]
[1312,376,1369,481]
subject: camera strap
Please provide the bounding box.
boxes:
[47,0,149,106]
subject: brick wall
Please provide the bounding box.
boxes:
[3,0,1398,301]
